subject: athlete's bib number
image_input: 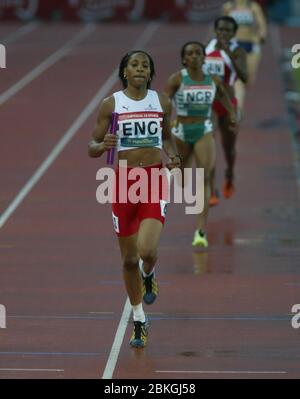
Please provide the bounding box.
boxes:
[204,59,225,76]
[183,89,214,105]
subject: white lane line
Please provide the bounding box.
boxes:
[130,21,161,50]
[0,21,159,378]
[0,23,95,106]
[0,21,160,231]
[156,370,287,374]
[101,21,161,380]
[0,368,64,372]
[8,314,113,319]
[102,298,132,380]
[1,21,40,45]
[89,312,114,314]
[0,68,117,229]
[0,20,160,231]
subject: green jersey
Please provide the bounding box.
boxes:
[174,68,217,118]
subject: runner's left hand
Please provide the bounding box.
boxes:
[166,154,181,170]
[229,111,237,125]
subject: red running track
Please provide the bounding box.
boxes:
[0,21,300,379]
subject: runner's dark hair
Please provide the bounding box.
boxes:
[119,50,155,89]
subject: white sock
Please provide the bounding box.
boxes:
[132,303,146,323]
[139,258,155,278]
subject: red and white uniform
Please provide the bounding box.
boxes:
[205,38,239,86]
[114,89,163,152]
[111,90,168,237]
[204,38,239,116]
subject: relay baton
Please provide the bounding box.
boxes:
[106,112,119,165]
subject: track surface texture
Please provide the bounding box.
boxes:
[0,21,299,379]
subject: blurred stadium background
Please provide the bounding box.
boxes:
[0,1,298,23]
[1,0,300,380]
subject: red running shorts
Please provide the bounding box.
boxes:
[112,163,169,237]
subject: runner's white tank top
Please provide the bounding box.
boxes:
[113,90,163,152]
[229,7,256,27]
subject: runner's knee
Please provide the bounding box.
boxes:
[139,247,157,265]
[123,255,139,271]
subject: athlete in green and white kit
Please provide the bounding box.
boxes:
[164,41,236,247]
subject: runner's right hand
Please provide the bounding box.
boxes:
[166,154,181,170]
[103,133,118,150]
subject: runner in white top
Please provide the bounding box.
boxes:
[222,0,267,110]
[88,50,180,348]
[113,89,163,152]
